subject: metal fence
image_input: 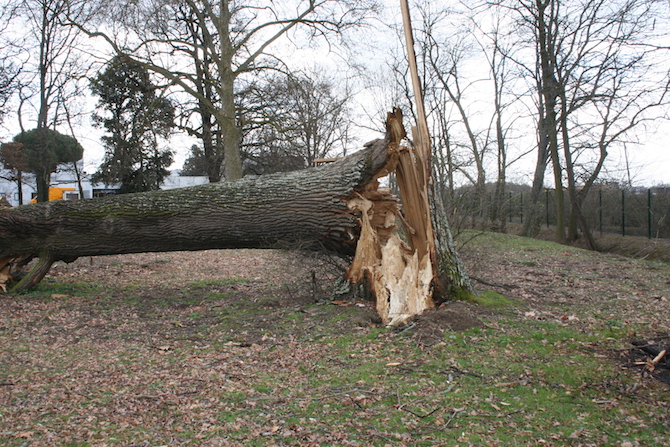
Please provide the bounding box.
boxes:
[454,187,670,239]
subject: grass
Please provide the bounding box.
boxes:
[469,290,516,308]
[24,280,107,298]
[1,319,666,445]
[1,240,669,446]
[190,322,661,446]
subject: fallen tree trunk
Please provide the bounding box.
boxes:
[1,142,388,259]
[1,110,471,324]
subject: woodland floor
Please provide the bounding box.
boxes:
[1,231,669,446]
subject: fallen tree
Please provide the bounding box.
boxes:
[0,109,472,324]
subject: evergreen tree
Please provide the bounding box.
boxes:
[90,56,175,193]
[0,142,30,205]
[180,145,207,177]
[11,129,83,203]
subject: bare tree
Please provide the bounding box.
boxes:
[242,69,353,173]
[429,90,457,212]
[533,0,567,243]
[428,42,489,227]
[7,0,92,132]
[412,2,515,231]
[71,0,380,181]
[0,43,20,125]
[0,4,23,124]
[468,9,525,233]
[504,0,670,246]
[555,0,670,248]
[0,0,92,204]
[488,37,510,232]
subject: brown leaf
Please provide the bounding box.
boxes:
[331,300,350,306]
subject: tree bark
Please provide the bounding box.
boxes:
[521,115,550,238]
[1,132,389,260]
[536,0,566,244]
[1,110,471,325]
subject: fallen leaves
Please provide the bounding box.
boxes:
[2,245,670,446]
[15,431,33,439]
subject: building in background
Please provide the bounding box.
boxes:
[0,162,208,206]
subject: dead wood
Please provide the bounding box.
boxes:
[0,109,469,325]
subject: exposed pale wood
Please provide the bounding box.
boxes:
[652,350,667,366]
[0,257,11,292]
[399,0,432,179]
[344,109,436,324]
[344,182,434,325]
[397,0,474,301]
[398,0,439,294]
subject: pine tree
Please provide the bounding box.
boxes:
[90,56,175,193]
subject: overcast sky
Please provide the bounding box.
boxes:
[1,0,669,187]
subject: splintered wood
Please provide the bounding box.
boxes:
[345,150,434,326]
[0,257,11,292]
[346,110,437,325]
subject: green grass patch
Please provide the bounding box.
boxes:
[471,290,516,307]
[459,229,575,253]
[22,281,106,298]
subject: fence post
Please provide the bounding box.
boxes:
[622,189,626,237]
[599,188,603,236]
[546,189,550,228]
[648,188,652,239]
[520,193,524,224]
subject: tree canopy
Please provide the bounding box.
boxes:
[90,55,175,193]
[12,128,84,203]
[242,71,353,175]
[0,142,30,205]
[70,0,380,182]
[180,145,208,177]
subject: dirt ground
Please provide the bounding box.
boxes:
[1,233,669,445]
[23,233,670,378]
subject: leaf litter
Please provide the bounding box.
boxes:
[1,234,669,446]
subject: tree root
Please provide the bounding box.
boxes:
[4,253,54,293]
